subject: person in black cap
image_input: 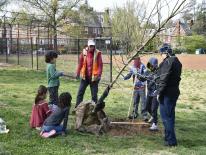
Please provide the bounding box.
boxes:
[157,44,182,147]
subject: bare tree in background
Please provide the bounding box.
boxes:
[96,0,189,108]
[20,0,83,51]
[111,0,143,54]
[0,0,7,7]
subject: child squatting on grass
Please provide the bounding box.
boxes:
[40,92,72,138]
[30,85,51,130]
[45,51,64,111]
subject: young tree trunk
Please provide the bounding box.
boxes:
[54,27,58,52]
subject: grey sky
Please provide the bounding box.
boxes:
[88,0,202,12]
[89,0,127,11]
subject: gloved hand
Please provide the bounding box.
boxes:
[136,74,147,82]
[59,71,64,76]
[153,90,157,96]
[93,76,101,82]
[157,95,160,103]
[76,75,80,80]
[157,94,162,103]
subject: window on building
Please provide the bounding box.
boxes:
[85,27,88,34]
[93,28,97,34]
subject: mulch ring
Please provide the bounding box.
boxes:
[107,118,162,137]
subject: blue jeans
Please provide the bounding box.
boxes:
[48,86,59,106]
[133,89,147,117]
[160,95,178,145]
[42,125,63,134]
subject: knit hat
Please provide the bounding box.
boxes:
[159,43,172,54]
[147,57,158,70]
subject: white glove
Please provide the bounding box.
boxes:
[157,95,160,103]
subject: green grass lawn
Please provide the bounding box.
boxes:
[0,54,113,83]
[0,66,206,155]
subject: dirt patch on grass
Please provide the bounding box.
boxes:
[107,118,161,137]
[57,54,206,70]
[139,54,206,70]
[0,63,13,68]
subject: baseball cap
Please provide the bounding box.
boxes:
[88,39,95,46]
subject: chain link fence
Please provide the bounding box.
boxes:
[0,37,113,82]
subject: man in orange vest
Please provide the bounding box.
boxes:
[75,39,103,108]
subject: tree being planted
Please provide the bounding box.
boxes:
[95,0,189,111]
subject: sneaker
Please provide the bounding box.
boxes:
[148,117,154,123]
[41,130,56,138]
[149,123,158,131]
[35,127,41,131]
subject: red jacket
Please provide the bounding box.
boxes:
[76,49,103,79]
[30,100,51,128]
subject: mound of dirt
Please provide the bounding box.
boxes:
[107,118,161,137]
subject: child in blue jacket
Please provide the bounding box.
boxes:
[145,57,159,131]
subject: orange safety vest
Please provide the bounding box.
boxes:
[80,49,101,81]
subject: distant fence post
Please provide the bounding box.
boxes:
[10,24,13,60]
[17,23,20,65]
[77,38,80,63]
[48,26,50,50]
[36,24,40,70]
[31,37,33,69]
[30,25,33,69]
[110,37,113,83]
[106,38,113,83]
[5,38,8,63]
[3,15,8,63]
[36,37,39,70]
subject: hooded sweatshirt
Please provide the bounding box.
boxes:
[146,57,158,97]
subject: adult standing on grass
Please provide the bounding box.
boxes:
[75,39,103,108]
[157,44,182,147]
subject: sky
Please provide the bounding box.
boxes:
[88,0,203,21]
[4,0,203,20]
[89,0,127,11]
[89,0,203,12]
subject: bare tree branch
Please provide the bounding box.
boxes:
[96,0,188,107]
